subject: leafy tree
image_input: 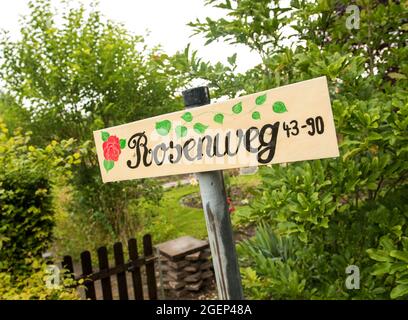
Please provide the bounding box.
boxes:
[0,93,31,134]
[187,0,408,299]
[1,0,183,144]
[0,0,184,239]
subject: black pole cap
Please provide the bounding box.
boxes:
[182,86,210,108]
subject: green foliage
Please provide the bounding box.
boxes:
[0,119,79,272]
[0,259,79,300]
[367,236,408,300]
[138,184,205,242]
[0,93,31,135]
[247,82,407,298]
[191,0,408,299]
[0,0,174,242]
[181,0,406,98]
[140,214,179,245]
[71,172,163,241]
[171,44,244,99]
[238,225,308,299]
[52,185,115,260]
[0,0,184,144]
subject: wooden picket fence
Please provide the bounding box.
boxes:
[61,234,158,300]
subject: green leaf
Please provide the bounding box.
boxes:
[175,125,187,138]
[255,94,267,105]
[155,120,171,136]
[342,147,362,161]
[370,262,391,276]
[367,249,393,262]
[297,193,308,208]
[368,132,383,141]
[252,111,261,120]
[367,182,378,190]
[181,112,193,122]
[193,123,208,134]
[388,72,407,80]
[232,102,242,114]
[213,113,224,124]
[101,131,110,141]
[390,263,408,274]
[103,160,114,172]
[390,284,408,299]
[227,53,237,65]
[390,250,408,263]
[273,101,287,113]
[119,139,126,149]
[380,235,395,251]
[396,278,408,285]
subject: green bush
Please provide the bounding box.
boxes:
[0,259,79,300]
[238,224,309,299]
[247,83,407,299]
[0,119,81,299]
[186,0,407,299]
[0,119,79,272]
[0,173,53,272]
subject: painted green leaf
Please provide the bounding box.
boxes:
[213,113,224,124]
[101,131,110,141]
[155,120,171,136]
[273,101,287,113]
[103,159,114,172]
[193,123,208,134]
[181,112,193,122]
[119,139,126,149]
[252,111,261,120]
[255,94,267,105]
[175,125,187,138]
[232,102,242,114]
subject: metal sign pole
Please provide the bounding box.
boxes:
[182,86,244,300]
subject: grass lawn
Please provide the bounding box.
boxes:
[53,171,261,258]
[157,184,207,239]
[150,172,261,241]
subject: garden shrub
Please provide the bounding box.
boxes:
[0,259,79,300]
[238,224,309,299]
[0,172,53,272]
[0,118,79,274]
[184,0,408,299]
[247,74,407,299]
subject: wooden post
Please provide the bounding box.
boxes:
[182,86,244,300]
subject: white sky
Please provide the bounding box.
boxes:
[0,0,261,73]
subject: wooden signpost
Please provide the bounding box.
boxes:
[93,76,340,299]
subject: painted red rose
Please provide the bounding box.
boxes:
[103,135,121,161]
